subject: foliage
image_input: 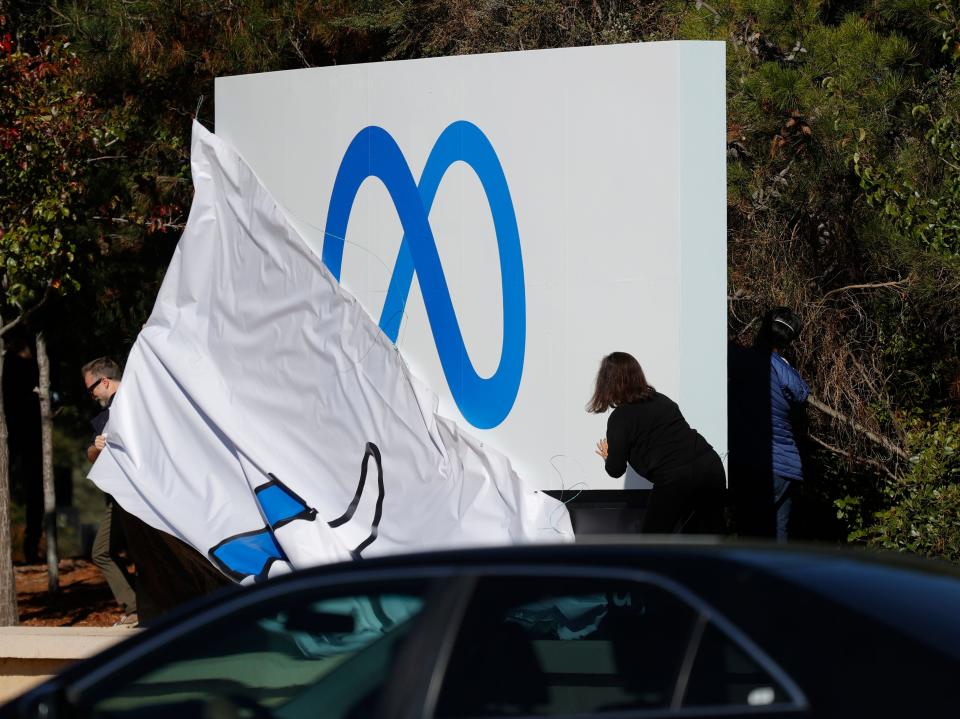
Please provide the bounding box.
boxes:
[328,0,678,58]
[3,0,960,561]
[688,0,960,557]
[853,412,960,560]
[853,80,960,257]
[0,31,122,321]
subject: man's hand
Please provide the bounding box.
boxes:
[87,434,107,463]
[595,438,608,460]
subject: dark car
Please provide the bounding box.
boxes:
[4,540,960,719]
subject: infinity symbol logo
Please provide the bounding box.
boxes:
[323,121,525,429]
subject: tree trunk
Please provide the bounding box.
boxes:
[35,332,58,593]
[0,317,19,625]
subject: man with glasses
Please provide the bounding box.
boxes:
[81,357,137,625]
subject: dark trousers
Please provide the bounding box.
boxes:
[91,501,137,613]
[773,474,796,542]
[641,451,726,534]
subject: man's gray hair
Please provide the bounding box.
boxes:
[81,357,121,380]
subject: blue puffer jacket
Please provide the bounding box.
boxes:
[770,352,810,480]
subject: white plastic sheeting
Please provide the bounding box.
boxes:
[88,121,572,583]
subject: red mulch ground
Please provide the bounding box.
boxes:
[15,560,124,627]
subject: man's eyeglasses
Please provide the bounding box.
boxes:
[86,377,105,395]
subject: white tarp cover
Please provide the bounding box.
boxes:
[89,121,572,583]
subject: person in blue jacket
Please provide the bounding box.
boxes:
[758,307,810,540]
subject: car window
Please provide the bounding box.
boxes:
[682,622,791,709]
[85,584,427,719]
[433,575,797,718]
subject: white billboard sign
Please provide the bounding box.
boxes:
[215,41,726,491]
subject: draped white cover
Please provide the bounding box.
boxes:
[89,121,572,583]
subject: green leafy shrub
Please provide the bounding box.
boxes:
[855,411,960,560]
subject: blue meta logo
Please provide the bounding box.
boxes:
[322,121,525,430]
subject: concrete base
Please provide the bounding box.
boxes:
[0,627,137,703]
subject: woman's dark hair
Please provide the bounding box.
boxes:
[755,307,801,351]
[587,352,655,413]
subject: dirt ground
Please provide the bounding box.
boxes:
[15,560,124,627]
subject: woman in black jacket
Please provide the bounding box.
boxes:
[588,352,725,534]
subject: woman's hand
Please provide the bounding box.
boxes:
[595,438,608,460]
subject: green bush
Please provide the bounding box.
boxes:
[854,411,960,560]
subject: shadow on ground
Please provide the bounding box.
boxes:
[15,560,122,627]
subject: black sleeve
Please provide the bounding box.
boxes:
[604,409,629,478]
[90,407,109,441]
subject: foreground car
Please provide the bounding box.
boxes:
[4,540,960,718]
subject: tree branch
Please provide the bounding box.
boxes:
[809,433,900,482]
[821,280,907,301]
[694,1,722,19]
[290,35,312,68]
[92,216,186,231]
[0,285,53,338]
[808,395,910,461]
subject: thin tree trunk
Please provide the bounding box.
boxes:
[35,332,58,593]
[0,317,19,625]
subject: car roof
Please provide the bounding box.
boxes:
[300,536,960,579]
